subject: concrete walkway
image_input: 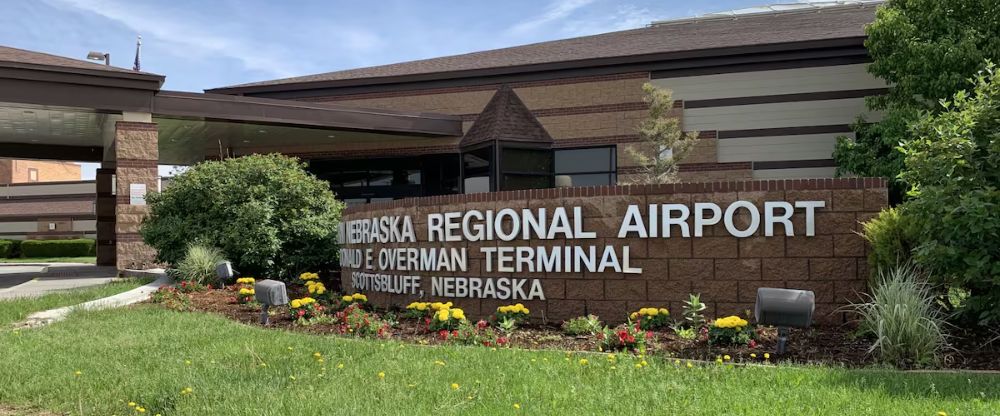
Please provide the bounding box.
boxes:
[13,269,169,328]
[0,264,119,300]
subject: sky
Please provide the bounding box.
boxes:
[0,0,775,177]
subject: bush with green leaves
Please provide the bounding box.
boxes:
[861,207,918,275]
[20,239,94,258]
[172,244,226,285]
[141,154,344,280]
[0,240,16,258]
[899,62,1000,325]
[681,293,707,329]
[561,315,603,336]
[850,263,949,368]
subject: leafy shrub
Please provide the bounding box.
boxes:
[561,315,602,336]
[681,293,707,329]
[629,307,670,330]
[173,244,225,285]
[850,263,949,367]
[175,280,208,293]
[141,154,344,280]
[0,239,22,258]
[150,286,192,311]
[707,316,756,346]
[899,63,1000,325]
[595,323,650,353]
[0,240,15,258]
[334,293,368,311]
[674,327,697,341]
[20,239,94,258]
[862,207,917,274]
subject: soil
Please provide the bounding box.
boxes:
[179,288,999,371]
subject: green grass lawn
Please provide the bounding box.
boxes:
[0,278,147,325]
[0,256,96,264]
[1,305,997,415]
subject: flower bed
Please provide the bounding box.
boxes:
[165,287,1000,370]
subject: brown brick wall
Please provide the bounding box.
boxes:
[340,178,887,326]
[295,72,733,180]
[0,159,82,184]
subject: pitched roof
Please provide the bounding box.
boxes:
[460,85,553,149]
[0,45,162,78]
[212,3,877,93]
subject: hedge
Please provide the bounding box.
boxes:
[0,240,16,258]
[19,239,95,258]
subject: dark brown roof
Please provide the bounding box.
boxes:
[212,4,876,93]
[0,45,163,80]
[460,85,552,149]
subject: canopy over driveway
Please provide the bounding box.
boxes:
[0,45,463,269]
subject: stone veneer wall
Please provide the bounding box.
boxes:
[114,121,159,270]
[340,178,887,326]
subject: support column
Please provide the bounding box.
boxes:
[95,162,116,266]
[114,120,159,270]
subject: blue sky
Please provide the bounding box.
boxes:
[2,0,770,92]
[2,0,774,178]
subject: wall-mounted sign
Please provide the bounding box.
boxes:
[338,200,825,301]
[129,183,147,206]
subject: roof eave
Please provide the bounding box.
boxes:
[206,37,867,96]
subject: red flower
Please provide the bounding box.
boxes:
[476,320,489,330]
[297,309,305,317]
[483,340,492,347]
[645,331,653,339]
[496,336,508,346]
[438,330,450,340]
[748,339,757,348]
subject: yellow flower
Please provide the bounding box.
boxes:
[436,310,449,321]
[313,352,322,358]
[74,370,82,376]
[513,403,521,409]
[450,383,460,390]
[640,360,648,367]
[377,371,385,379]
[337,363,344,369]
[128,402,136,407]
[290,299,302,308]
[630,312,638,320]
[750,353,757,359]
[342,295,352,302]
[686,362,693,368]
[658,308,669,316]
[578,359,588,365]
[451,308,466,320]
[937,412,948,416]
[764,353,770,360]
[723,355,731,361]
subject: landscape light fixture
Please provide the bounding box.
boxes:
[86,51,110,66]
[254,280,289,325]
[754,287,815,355]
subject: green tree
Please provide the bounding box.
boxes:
[834,0,1000,200]
[141,154,344,280]
[626,83,699,185]
[900,62,1000,325]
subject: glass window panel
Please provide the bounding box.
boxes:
[501,148,552,173]
[502,174,550,191]
[464,176,490,194]
[406,170,421,185]
[368,170,393,186]
[564,173,612,187]
[555,147,612,173]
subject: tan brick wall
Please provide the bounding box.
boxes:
[340,178,887,326]
[114,121,160,270]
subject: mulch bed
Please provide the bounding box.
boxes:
[179,288,999,371]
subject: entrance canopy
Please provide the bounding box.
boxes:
[0,45,463,165]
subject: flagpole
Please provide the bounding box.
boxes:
[132,35,142,71]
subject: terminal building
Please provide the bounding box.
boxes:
[0,2,882,268]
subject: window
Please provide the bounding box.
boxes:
[499,147,552,191]
[554,146,617,187]
[28,168,38,182]
[462,145,493,194]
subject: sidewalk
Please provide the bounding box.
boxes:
[0,264,119,300]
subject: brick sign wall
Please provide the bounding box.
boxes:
[339,178,887,326]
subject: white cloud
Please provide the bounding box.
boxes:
[507,0,598,35]
[43,0,382,79]
[558,4,667,37]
